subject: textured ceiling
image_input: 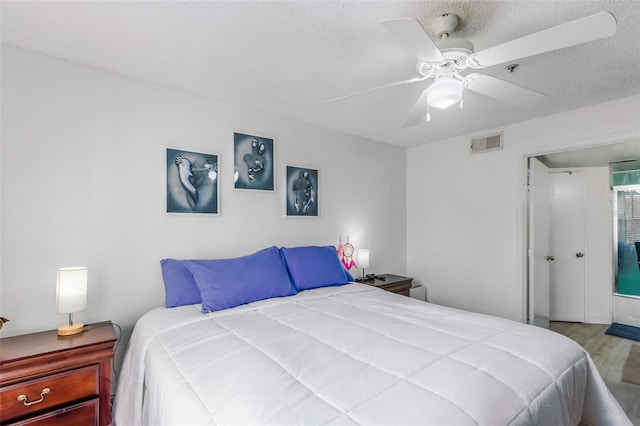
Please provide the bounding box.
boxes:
[1,1,639,147]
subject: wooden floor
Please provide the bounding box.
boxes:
[550,322,640,425]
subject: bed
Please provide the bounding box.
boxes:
[113,247,630,425]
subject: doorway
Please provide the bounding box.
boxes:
[611,183,640,327]
[525,139,640,328]
[613,184,640,297]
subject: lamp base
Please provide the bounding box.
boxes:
[57,322,84,336]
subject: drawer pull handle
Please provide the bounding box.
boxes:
[17,388,50,406]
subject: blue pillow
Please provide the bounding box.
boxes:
[160,259,202,308]
[184,246,297,313]
[280,246,350,291]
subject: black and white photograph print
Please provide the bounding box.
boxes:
[233,132,275,191]
[286,166,318,217]
[166,148,219,214]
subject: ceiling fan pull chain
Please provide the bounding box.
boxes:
[426,103,431,122]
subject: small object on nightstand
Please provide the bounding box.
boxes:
[357,248,370,280]
[356,273,375,282]
[56,267,88,336]
[361,274,413,296]
[0,322,117,425]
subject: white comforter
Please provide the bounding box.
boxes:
[114,283,630,426]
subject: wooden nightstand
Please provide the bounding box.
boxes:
[0,321,117,426]
[360,274,413,296]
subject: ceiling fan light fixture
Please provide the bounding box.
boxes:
[427,77,463,109]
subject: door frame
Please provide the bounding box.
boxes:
[612,184,640,294]
[519,132,639,324]
[527,157,551,327]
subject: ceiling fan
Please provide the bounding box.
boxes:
[326,11,617,127]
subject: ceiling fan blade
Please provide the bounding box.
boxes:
[382,18,445,63]
[403,90,428,128]
[325,76,427,104]
[468,11,617,68]
[465,73,546,107]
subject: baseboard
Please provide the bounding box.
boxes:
[586,314,611,325]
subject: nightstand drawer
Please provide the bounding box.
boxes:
[0,365,99,422]
[379,282,411,296]
[9,398,98,426]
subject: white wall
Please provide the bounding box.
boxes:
[407,95,640,322]
[0,46,407,344]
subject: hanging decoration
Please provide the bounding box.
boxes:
[337,235,345,261]
[341,236,356,270]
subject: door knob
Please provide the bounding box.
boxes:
[576,252,584,258]
[545,256,555,261]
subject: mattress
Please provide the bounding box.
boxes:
[113,283,630,425]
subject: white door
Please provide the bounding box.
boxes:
[549,171,586,322]
[529,158,551,328]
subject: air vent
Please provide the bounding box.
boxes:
[471,132,503,154]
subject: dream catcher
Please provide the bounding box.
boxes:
[338,235,356,270]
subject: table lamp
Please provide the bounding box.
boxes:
[358,249,370,280]
[56,267,88,336]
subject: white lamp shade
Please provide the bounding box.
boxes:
[427,78,463,109]
[357,249,370,269]
[56,267,88,314]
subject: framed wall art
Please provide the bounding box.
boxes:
[166,148,219,215]
[233,132,275,191]
[286,166,318,217]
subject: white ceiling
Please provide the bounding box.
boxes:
[1,1,639,148]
